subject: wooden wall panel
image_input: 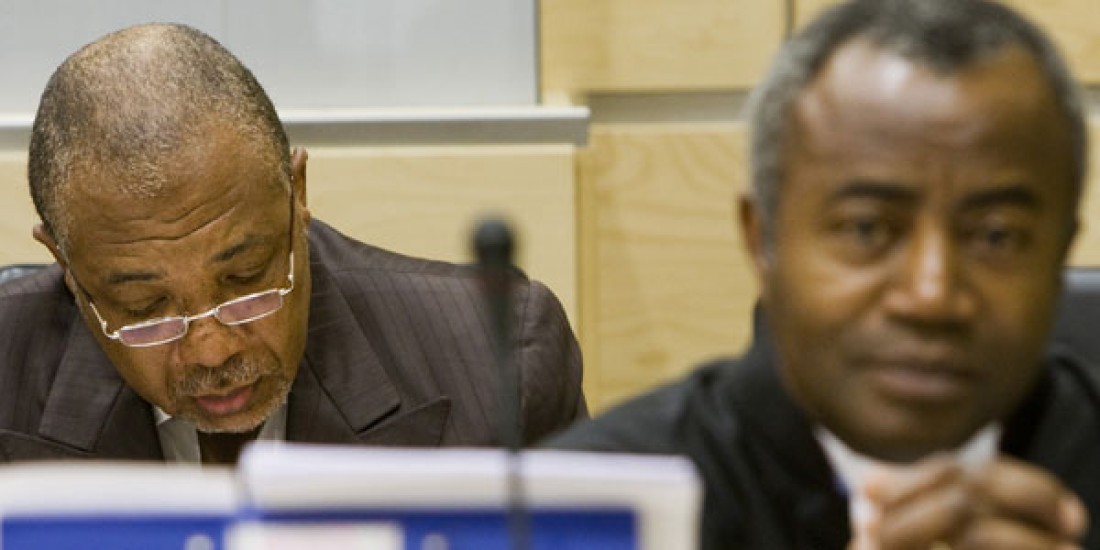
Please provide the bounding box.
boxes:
[795,0,1100,83]
[790,0,833,24]
[1003,0,1100,83]
[540,0,785,93]
[305,145,578,325]
[0,152,48,265]
[578,123,758,411]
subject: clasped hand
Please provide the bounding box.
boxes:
[851,456,1087,550]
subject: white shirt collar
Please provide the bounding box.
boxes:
[153,405,287,464]
[816,424,1001,495]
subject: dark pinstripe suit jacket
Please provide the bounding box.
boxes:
[0,220,587,461]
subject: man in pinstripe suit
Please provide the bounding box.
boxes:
[0,23,585,464]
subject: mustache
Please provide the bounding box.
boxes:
[173,355,274,397]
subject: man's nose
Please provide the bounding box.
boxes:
[883,223,977,324]
[175,315,245,368]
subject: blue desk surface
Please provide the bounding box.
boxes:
[2,507,636,550]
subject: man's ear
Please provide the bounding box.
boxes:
[33,223,81,297]
[33,223,67,270]
[290,146,311,216]
[738,194,772,281]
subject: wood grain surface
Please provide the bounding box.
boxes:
[540,0,785,93]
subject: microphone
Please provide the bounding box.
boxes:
[474,220,517,406]
[473,217,528,550]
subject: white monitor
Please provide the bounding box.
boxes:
[232,442,701,550]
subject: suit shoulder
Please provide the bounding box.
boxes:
[0,264,62,298]
[546,359,736,454]
[306,219,553,313]
[1045,348,1100,399]
[307,218,517,282]
[0,266,76,431]
[0,265,72,323]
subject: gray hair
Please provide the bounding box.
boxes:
[748,0,1087,241]
[28,23,291,253]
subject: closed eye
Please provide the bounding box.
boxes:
[124,296,168,319]
[226,270,266,285]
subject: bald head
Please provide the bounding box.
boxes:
[28,23,290,253]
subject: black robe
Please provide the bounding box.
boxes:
[549,339,1100,549]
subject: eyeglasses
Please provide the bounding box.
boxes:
[84,250,296,347]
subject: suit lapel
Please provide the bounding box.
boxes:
[0,430,91,460]
[36,317,162,460]
[287,249,450,446]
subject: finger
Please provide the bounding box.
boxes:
[955,514,1082,550]
[875,478,972,549]
[976,458,1088,538]
[1061,497,1088,541]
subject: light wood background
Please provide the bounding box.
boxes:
[577,123,758,406]
[541,0,786,91]
[303,145,578,328]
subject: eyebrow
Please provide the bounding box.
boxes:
[826,181,1041,212]
[957,184,1039,212]
[210,234,268,263]
[106,270,162,285]
[826,180,919,205]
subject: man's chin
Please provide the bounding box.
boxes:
[842,417,984,463]
[192,412,269,434]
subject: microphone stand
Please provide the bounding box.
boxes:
[474,218,529,550]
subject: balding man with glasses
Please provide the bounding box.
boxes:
[0,23,586,465]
